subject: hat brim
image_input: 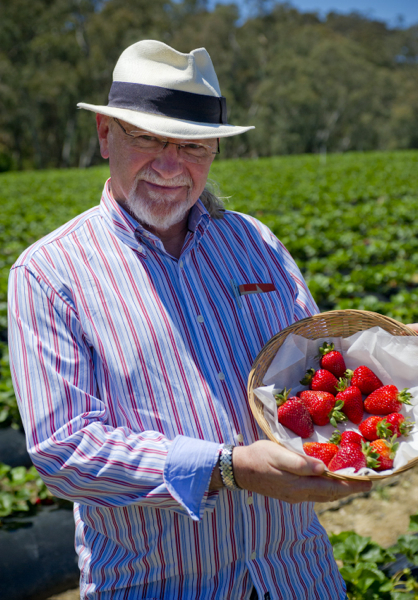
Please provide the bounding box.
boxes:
[77,103,254,139]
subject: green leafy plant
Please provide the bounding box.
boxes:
[330,513,418,599]
[0,344,21,429]
[0,462,53,524]
[330,531,396,598]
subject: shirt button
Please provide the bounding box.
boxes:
[197,315,204,323]
[179,260,184,268]
[236,433,244,443]
[247,496,253,505]
[251,551,256,561]
[218,372,225,381]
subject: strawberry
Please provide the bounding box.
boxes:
[303,442,339,466]
[385,412,415,438]
[317,342,346,378]
[345,366,383,395]
[275,388,314,438]
[300,368,339,395]
[369,436,399,471]
[328,443,367,472]
[364,385,412,415]
[359,415,391,441]
[299,390,347,427]
[329,429,365,446]
[335,379,363,424]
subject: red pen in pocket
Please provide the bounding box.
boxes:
[230,279,276,308]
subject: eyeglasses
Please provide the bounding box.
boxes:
[113,118,220,164]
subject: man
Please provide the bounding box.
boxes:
[9,40,371,599]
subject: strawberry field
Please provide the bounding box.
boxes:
[1,150,418,599]
[213,149,418,323]
[1,149,418,334]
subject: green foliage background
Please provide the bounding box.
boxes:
[1,0,418,170]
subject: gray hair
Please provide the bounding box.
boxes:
[200,179,226,219]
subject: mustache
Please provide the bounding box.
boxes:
[135,166,192,188]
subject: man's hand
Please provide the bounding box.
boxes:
[407,323,418,333]
[212,440,371,503]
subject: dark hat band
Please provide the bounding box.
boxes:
[108,82,228,125]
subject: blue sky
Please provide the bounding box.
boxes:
[209,0,418,27]
[289,0,417,27]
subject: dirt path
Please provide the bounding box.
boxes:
[316,465,418,548]
[47,466,418,600]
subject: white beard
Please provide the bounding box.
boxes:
[125,166,195,231]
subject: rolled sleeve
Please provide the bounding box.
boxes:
[164,435,222,520]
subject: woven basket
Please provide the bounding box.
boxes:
[247,309,418,481]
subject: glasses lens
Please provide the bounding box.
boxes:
[179,143,213,163]
[130,134,165,152]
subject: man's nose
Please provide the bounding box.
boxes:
[150,143,185,179]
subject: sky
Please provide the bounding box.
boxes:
[289,0,418,28]
[209,0,418,28]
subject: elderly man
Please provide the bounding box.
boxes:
[8,40,371,600]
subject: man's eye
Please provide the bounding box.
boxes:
[138,134,159,142]
[184,143,203,150]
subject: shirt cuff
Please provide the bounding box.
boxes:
[164,435,222,521]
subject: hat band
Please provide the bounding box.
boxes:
[108,82,228,125]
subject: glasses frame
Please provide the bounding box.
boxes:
[113,118,220,158]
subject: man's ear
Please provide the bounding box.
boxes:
[96,114,110,159]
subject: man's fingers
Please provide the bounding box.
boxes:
[268,444,325,477]
[276,475,369,505]
[233,441,373,504]
[305,475,372,503]
[407,323,418,333]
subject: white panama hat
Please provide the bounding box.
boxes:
[78,39,254,140]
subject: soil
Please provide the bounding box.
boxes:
[47,465,418,600]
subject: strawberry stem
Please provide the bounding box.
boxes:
[274,388,291,407]
[329,400,348,428]
[344,369,354,381]
[398,388,413,406]
[300,368,315,386]
[316,341,334,360]
[329,429,342,445]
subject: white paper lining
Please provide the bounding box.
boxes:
[254,327,418,476]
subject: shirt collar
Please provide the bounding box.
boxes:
[99,178,211,256]
[100,178,147,255]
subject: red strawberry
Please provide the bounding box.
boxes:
[275,388,314,438]
[359,415,390,441]
[299,390,347,427]
[340,431,366,446]
[328,443,367,472]
[329,429,365,446]
[303,442,339,466]
[345,366,383,395]
[300,368,339,395]
[335,379,364,424]
[385,412,415,438]
[364,385,412,415]
[317,342,346,378]
[369,436,399,471]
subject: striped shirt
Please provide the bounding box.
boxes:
[8,180,346,600]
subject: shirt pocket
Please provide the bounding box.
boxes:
[238,288,295,349]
